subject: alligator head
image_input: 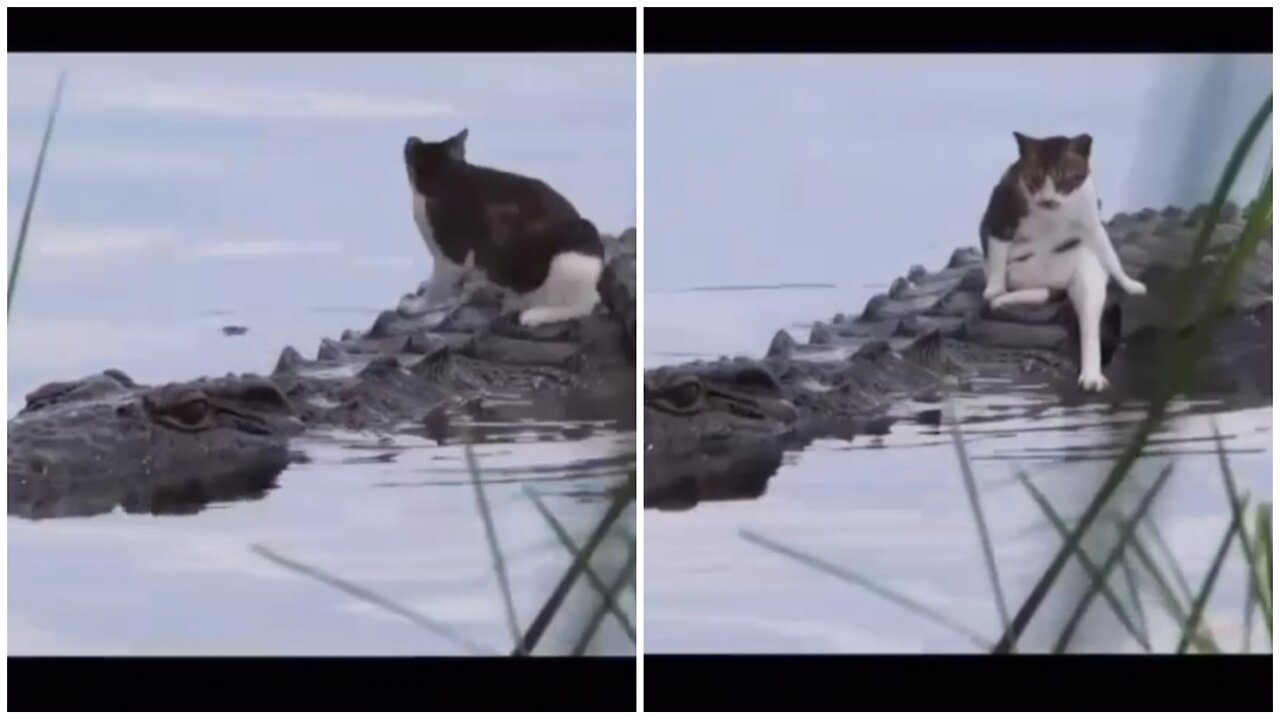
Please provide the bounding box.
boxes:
[8,370,304,519]
[643,359,799,509]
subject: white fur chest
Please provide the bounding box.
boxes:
[411,190,448,263]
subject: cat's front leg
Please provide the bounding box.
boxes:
[399,261,466,317]
[982,236,1011,301]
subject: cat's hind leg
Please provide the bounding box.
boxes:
[1067,253,1111,392]
[517,251,603,327]
[989,287,1055,310]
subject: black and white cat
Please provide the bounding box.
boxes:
[978,132,1147,391]
[398,129,605,327]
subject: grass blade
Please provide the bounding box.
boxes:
[514,473,634,656]
[251,544,493,655]
[1051,465,1174,653]
[1118,543,1152,651]
[523,485,636,642]
[1175,513,1240,654]
[1254,502,1272,625]
[463,442,524,654]
[739,528,993,651]
[1143,515,1197,605]
[1014,471,1156,652]
[1211,420,1271,636]
[1122,527,1220,653]
[9,69,67,316]
[950,412,1013,647]
[1176,94,1271,287]
[570,536,637,656]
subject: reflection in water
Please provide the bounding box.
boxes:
[646,385,1270,513]
[645,436,784,511]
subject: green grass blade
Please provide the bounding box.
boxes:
[463,442,524,654]
[1051,465,1174,653]
[992,94,1272,654]
[1255,502,1272,622]
[739,529,993,651]
[570,536,637,656]
[523,485,636,642]
[250,544,493,655]
[1014,471,1155,652]
[1211,420,1270,637]
[514,473,634,656]
[1118,543,1152,651]
[1143,515,1197,605]
[1244,527,1255,653]
[1123,527,1220,654]
[950,412,1013,647]
[1173,92,1271,308]
[9,69,67,316]
[1175,512,1241,654]
[1250,502,1272,647]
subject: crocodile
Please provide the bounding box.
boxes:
[9,228,637,520]
[644,204,1272,509]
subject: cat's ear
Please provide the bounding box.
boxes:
[444,128,468,161]
[1070,133,1093,159]
[1013,131,1035,158]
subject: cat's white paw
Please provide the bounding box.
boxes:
[1078,370,1110,392]
[1119,278,1147,296]
[983,284,1007,302]
[989,293,1013,310]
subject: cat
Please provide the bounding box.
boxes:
[398,128,605,327]
[978,131,1147,392]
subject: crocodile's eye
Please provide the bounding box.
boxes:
[647,374,704,414]
[146,390,214,431]
[170,397,210,427]
[666,378,703,410]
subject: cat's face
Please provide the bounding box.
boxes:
[404,129,468,195]
[1012,132,1093,210]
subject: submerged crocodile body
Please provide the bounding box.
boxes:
[9,229,637,520]
[645,204,1272,509]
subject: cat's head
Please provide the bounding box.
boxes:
[1012,132,1093,210]
[404,129,468,194]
